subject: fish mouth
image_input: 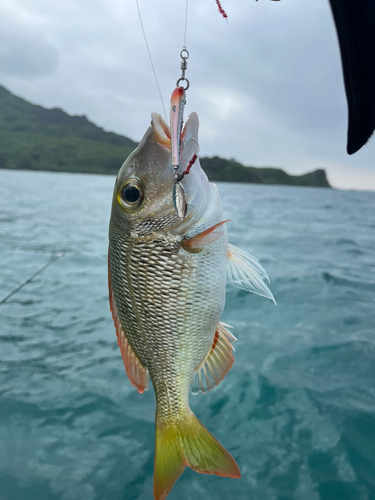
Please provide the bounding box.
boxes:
[151,112,197,154]
[152,113,172,151]
[146,110,204,233]
[151,110,200,179]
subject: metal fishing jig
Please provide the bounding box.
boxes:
[171,48,193,220]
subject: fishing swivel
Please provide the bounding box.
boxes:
[176,48,190,91]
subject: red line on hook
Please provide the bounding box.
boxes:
[182,154,198,176]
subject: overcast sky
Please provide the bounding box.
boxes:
[1,0,374,190]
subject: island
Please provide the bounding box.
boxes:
[0,85,330,188]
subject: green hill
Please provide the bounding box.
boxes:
[0,84,330,187]
[200,157,330,187]
[0,85,137,175]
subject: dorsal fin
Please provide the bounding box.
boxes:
[191,322,237,394]
[108,250,149,393]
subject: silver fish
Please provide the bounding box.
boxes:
[108,111,275,500]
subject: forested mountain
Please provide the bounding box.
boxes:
[0,84,330,187]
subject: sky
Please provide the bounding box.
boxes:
[0,0,374,190]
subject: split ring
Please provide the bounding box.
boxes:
[176,77,190,91]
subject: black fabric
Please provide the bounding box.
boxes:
[329,0,375,154]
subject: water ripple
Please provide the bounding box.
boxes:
[1,171,375,500]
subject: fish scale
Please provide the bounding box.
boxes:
[109,219,225,419]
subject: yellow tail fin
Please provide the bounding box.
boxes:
[154,410,240,500]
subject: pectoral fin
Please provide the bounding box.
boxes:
[191,322,237,394]
[182,220,230,253]
[227,244,276,304]
[108,250,149,393]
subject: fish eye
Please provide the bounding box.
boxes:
[122,185,140,203]
[117,179,144,212]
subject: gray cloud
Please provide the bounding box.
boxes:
[0,14,59,78]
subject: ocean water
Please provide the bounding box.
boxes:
[1,169,375,500]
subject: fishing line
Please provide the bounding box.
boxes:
[0,252,65,306]
[183,0,189,48]
[135,0,167,120]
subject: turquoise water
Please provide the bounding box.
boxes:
[1,169,375,500]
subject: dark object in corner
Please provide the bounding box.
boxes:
[329,0,375,154]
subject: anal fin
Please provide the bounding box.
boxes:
[191,322,237,394]
[108,250,149,393]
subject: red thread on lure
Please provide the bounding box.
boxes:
[215,0,228,19]
[182,154,198,176]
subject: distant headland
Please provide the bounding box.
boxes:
[0,85,330,188]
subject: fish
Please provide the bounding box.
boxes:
[108,109,275,500]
